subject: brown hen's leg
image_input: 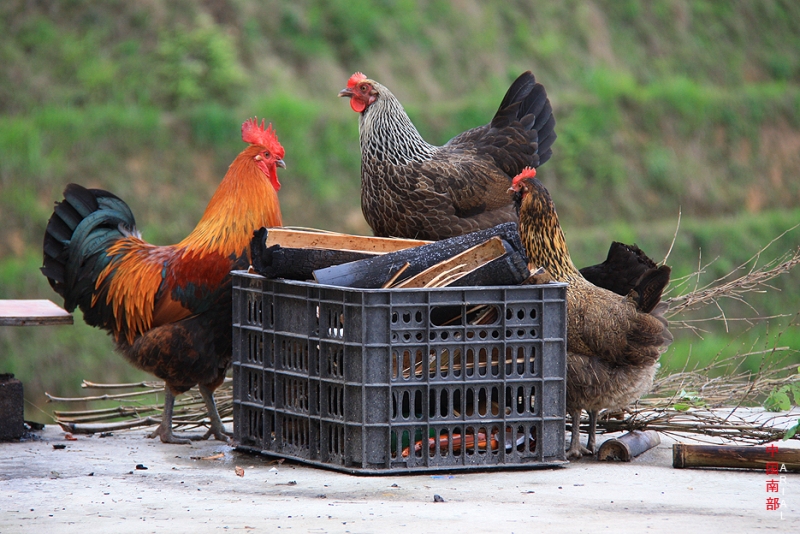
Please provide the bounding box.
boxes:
[198,384,232,443]
[566,409,592,460]
[586,410,598,455]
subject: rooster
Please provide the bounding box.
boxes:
[509,167,672,459]
[41,118,285,444]
[339,71,556,241]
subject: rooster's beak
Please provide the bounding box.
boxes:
[276,159,286,169]
[338,88,353,98]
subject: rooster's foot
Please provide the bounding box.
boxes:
[201,425,233,444]
[147,423,207,444]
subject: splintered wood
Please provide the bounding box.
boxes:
[250,224,530,289]
[392,237,507,288]
[306,223,530,288]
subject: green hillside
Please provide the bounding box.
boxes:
[1,0,799,421]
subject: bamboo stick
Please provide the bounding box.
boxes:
[82,380,163,389]
[597,430,661,461]
[672,443,800,471]
[58,417,163,434]
[46,389,161,403]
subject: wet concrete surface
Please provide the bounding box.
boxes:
[1,424,796,533]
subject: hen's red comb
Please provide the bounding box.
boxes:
[512,167,537,188]
[241,117,281,151]
[347,72,367,89]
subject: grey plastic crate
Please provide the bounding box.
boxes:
[232,270,567,474]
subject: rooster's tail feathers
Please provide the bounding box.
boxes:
[42,184,137,319]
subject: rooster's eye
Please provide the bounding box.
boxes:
[263,152,270,158]
[360,84,369,93]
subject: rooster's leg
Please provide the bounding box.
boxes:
[586,410,598,455]
[198,384,232,443]
[566,408,593,460]
[148,388,198,444]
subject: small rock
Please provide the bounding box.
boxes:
[433,494,445,503]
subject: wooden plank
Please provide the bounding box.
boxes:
[265,228,430,253]
[393,238,506,288]
[0,299,73,326]
[672,443,800,472]
[313,223,526,288]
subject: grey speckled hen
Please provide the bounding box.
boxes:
[339,71,556,241]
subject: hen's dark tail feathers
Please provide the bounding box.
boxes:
[580,242,658,296]
[41,183,136,325]
[631,265,671,315]
[491,71,556,167]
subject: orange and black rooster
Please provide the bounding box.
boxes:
[339,71,556,241]
[41,118,285,444]
[510,167,672,459]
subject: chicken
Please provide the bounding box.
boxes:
[339,71,556,240]
[41,118,285,444]
[509,167,672,459]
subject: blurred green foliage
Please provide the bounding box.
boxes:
[1,0,799,421]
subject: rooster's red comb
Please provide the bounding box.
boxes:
[512,167,537,188]
[347,72,367,89]
[241,117,281,150]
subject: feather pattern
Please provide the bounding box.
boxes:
[511,172,672,459]
[344,71,556,240]
[41,119,285,444]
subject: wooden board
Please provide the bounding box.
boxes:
[265,228,430,254]
[0,299,73,326]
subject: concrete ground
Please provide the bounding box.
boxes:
[1,423,795,533]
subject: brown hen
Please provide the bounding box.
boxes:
[510,168,672,459]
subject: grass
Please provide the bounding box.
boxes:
[2,1,800,420]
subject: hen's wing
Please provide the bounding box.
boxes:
[568,283,672,369]
[361,152,518,240]
[94,237,239,345]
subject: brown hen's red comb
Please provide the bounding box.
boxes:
[347,72,367,89]
[512,167,537,187]
[241,117,280,150]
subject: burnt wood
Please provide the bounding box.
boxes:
[312,223,527,288]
